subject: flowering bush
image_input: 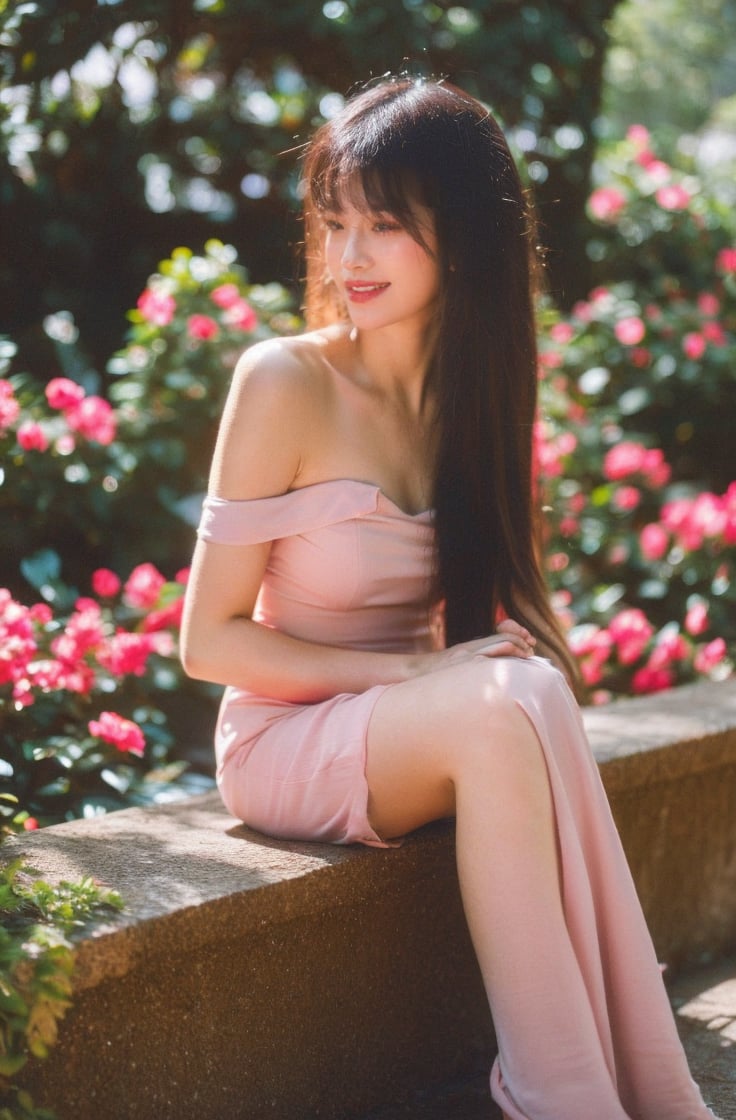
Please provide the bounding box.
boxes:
[535,124,735,698]
[0,351,136,595]
[0,560,213,827]
[2,130,735,835]
[106,239,299,559]
[578,125,736,489]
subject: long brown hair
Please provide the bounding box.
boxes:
[302,77,577,681]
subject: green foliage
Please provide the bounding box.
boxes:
[0,559,215,827]
[0,820,123,1119]
[535,127,735,696]
[107,239,297,567]
[0,0,621,381]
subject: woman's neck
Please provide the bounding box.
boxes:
[350,323,436,418]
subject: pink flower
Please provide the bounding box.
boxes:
[142,596,184,633]
[210,283,242,309]
[45,377,85,410]
[612,485,641,512]
[588,187,626,222]
[632,665,674,694]
[123,563,165,609]
[17,421,49,452]
[88,711,145,756]
[694,638,727,674]
[626,124,650,148]
[655,184,691,211]
[685,601,709,636]
[648,630,689,671]
[614,317,646,346]
[51,603,105,662]
[640,448,671,488]
[137,288,176,326]
[223,298,258,332]
[642,159,671,183]
[187,314,219,341]
[0,380,20,433]
[29,603,53,624]
[92,568,121,598]
[66,396,116,445]
[97,631,155,677]
[682,332,706,360]
[608,608,654,665]
[697,292,720,317]
[702,321,726,346]
[640,522,669,561]
[715,247,736,274]
[603,442,645,481]
[549,322,575,344]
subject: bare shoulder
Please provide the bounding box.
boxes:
[208,330,340,498]
[230,329,344,406]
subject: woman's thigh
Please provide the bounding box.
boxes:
[364,655,552,840]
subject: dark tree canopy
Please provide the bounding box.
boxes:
[1,0,621,375]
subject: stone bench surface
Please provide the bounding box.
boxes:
[6,677,736,1120]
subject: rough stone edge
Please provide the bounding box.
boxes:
[5,678,736,995]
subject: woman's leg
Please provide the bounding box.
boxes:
[365,656,714,1120]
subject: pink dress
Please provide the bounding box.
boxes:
[197,478,715,1120]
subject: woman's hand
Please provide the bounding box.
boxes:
[409,619,537,679]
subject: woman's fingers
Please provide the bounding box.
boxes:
[476,636,534,659]
[496,618,536,645]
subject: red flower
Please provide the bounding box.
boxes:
[123,562,166,609]
[45,377,85,410]
[210,283,241,309]
[639,523,669,561]
[608,608,654,665]
[66,396,116,445]
[17,421,49,452]
[685,601,709,636]
[631,665,674,694]
[612,485,641,512]
[694,638,727,674]
[715,247,736,274]
[137,288,176,326]
[0,380,20,433]
[92,568,122,598]
[588,187,626,222]
[187,314,219,341]
[88,711,145,756]
[603,441,646,481]
[682,332,706,360]
[97,631,155,677]
[223,298,258,332]
[614,316,646,346]
[655,184,691,211]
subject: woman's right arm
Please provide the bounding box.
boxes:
[180,340,421,701]
[180,341,536,701]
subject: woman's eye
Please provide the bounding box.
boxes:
[324,219,342,231]
[374,221,401,233]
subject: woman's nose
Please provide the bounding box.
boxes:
[342,229,371,269]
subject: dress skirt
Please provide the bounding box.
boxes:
[215,656,714,1120]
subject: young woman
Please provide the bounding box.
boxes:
[181,77,716,1120]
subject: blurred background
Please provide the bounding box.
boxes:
[2,0,735,374]
[1,0,735,825]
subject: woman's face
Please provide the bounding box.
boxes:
[321,191,440,335]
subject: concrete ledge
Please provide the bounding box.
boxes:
[6,678,736,1120]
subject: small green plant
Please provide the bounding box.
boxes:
[0,806,123,1119]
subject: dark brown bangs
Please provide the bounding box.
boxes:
[308,150,431,249]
